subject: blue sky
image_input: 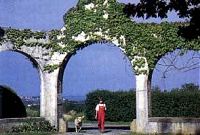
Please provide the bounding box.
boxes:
[0,0,199,97]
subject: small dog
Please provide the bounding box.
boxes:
[74,116,85,132]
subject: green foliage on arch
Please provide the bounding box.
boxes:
[0,0,199,75]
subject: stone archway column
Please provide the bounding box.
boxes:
[40,69,45,117]
[135,74,148,132]
[40,69,59,127]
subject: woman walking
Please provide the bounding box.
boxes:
[95,98,106,133]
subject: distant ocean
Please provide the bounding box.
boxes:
[63,96,86,101]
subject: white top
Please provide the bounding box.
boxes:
[95,103,106,111]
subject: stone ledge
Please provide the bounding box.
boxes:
[149,117,200,123]
[147,117,200,134]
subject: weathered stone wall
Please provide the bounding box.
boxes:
[131,117,200,134]
[147,117,200,134]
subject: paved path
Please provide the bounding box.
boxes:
[66,129,131,135]
[58,122,131,135]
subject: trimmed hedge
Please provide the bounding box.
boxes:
[152,90,200,117]
[85,84,200,122]
[85,90,135,122]
[152,83,200,117]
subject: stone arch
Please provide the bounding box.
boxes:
[0,47,44,117]
[151,49,200,91]
[147,48,189,117]
[57,53,73,95]
[148,48,199,96]
[150,49,200,109]
[57,41,137,117]
[57,53,73,120]
[0,48,43,92]
[143,49,200,133]
[58,40,133,91]
[10,50,41,71]
[0,42,44,71]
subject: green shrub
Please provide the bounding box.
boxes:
[63,110,85,122]
[10,120,56,133]
[63,101,85,113]
[26,107,40,117]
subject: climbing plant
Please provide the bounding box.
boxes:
[0,0,199,75]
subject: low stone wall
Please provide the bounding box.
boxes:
[147,117,200,134]
[0,117,44,133]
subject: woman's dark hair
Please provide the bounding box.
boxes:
[98,97,104,103]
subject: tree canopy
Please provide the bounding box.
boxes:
[123,0,200,40]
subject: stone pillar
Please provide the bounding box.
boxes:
[40,69,45,117]
[135,74,148,132]
[147,79,152,117]
[40,69,59,128]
